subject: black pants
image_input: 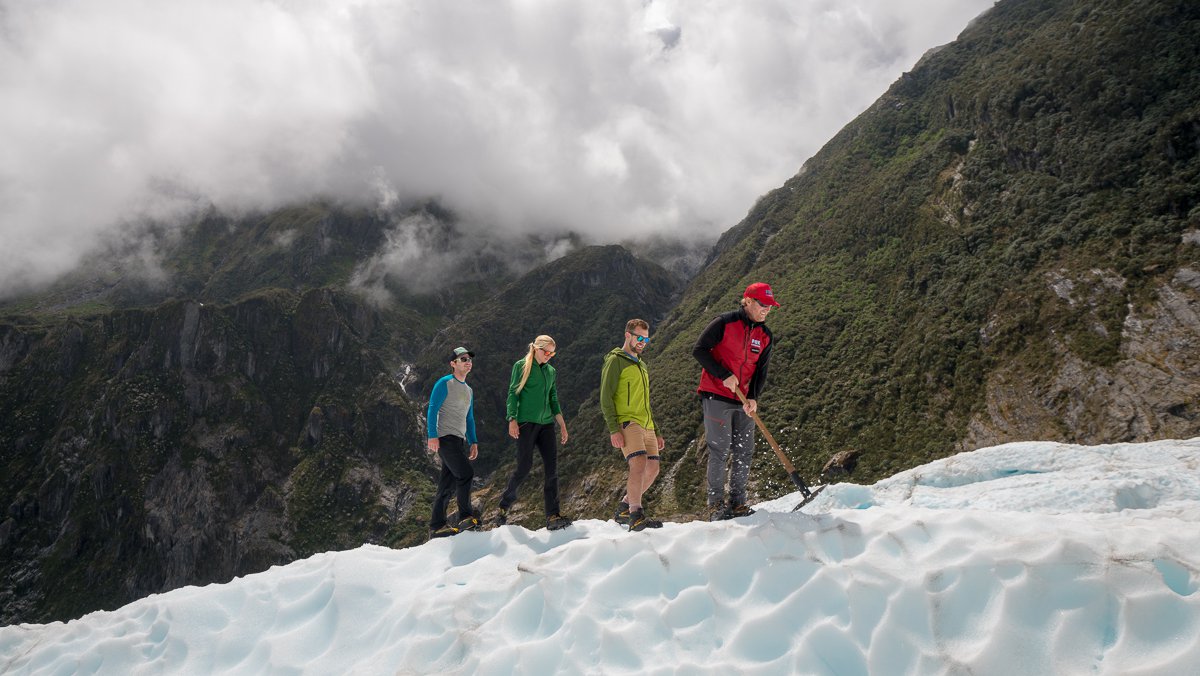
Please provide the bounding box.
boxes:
[499,422,560,516]
[429,435,474,529]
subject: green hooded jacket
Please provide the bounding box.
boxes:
[506,358,561,424]
[599,347,656,434]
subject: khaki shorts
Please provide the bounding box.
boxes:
[620,422,661,460]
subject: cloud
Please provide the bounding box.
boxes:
[0,0,993,295]
[348,206,581,308]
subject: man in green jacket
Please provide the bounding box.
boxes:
[600,318,665,532]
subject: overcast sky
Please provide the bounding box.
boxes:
[0,0,994,295]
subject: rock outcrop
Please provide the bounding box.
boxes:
[966,266,1200,447]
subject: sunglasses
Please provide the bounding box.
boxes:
[456,356,473,363]
[540,348,556,357]
[750,298,773,311]
[630,334,651,344]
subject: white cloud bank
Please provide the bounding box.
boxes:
[0,0,994,294]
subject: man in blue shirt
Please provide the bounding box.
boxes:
[427,346,480,537]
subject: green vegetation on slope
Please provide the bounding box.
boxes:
[640,0,1200,504]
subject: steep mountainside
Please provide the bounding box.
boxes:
[0,289,430,624]
[628,0,1200,513]
[0,194,683,624]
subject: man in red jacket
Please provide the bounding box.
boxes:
[692,282,778,520]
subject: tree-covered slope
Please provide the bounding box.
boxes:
[635,0,1200,511]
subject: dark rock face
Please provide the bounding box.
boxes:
[0,289,426,624]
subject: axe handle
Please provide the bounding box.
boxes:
[733,389,797,474]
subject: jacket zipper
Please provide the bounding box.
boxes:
[740,320,751,394]
[641,364,650,424]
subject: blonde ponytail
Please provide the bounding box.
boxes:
[515,335,555,394]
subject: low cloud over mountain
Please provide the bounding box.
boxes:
[0,0,991,294]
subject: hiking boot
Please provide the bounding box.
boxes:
[546,514,572,531]
[449,504,482,525]
[613,500,631,525]
[707,502,732,522]
[430,524,458,539]
[628,509,662,532]
[494,507,509,527]
[457,515,481,532]
[729,502,756,518]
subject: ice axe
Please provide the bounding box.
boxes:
[733,389,812,498]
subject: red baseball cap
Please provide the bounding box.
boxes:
[744,282,780,307]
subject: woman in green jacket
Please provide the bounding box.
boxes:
[496,335,571,530]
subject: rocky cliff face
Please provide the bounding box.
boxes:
[0,288,428,624]
[967,261,1200,447]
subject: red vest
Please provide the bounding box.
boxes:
[697,316,771,400]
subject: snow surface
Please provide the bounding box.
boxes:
[3,439,1200,675]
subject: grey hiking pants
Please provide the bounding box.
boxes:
[703,396,755,506]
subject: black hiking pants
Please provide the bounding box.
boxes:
[430,435,474,529]
[499,422,560,516]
